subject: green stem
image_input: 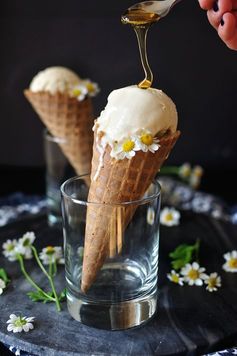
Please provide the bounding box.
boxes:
[159,166,180,175]
[17,254,55,302]
[31,246,61,312]
[49,259,53,278]
[53,261,57,277]
[194,239,200,262]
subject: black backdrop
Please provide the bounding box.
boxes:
[0,0,237,198]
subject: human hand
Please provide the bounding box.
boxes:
[198,0,237,50]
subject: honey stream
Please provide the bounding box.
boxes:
[121,8,160,89]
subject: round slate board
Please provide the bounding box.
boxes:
[0,212,237,356]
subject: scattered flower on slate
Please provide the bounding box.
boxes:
[39,246,64,265]
[181,262,206,286]
[223,250,237,272]
[0,278,6,295]
[2,239,18,261]
[167,270,184,286]
[15,232,36,259]
[7,314,35,333]
[203,272,222,292]
[179,163,192,179]
[160,207,180,226]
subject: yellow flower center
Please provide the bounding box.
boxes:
[86,82,95,93]
[171,275,180,283]
[72,88,82,97]
[187,269,199,280]
[46,246,55,255]
[228,258,237,269]
[164,213,174,222]
[122,140,135,152]
[208,277,217,288]
[141,133,153,146]
[7,244,14,251]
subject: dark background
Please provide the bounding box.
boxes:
[0,0,237,201]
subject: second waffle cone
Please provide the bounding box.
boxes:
[24,90,94,179]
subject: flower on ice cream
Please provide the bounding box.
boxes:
[160,207,180,226]
[167,270,184,286]
[111,136,140,160]
[39,246,64,265]
[181,262,206,286]
[223,250,237,272]
[0,278,6,295]
[203,272,221,292]
[15,232,36,259]
[136,130,160,153]
[7,314,35,333]
[2,239,18,261]
[72,85,88,101]
[82,79,100,97]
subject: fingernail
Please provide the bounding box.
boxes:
[221,18,225,26]
[213,1,219,12]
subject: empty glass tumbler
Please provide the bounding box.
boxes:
[44,130,74,227]
[61,175,161,330]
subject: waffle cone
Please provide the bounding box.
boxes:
[81,129,180,292]
[24,90,94,180]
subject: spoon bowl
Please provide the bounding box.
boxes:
[127,0,182,20]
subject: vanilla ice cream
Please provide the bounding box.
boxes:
[97,85,178,144]
[29,66,80,95]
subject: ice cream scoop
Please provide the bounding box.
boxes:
[29,66,81,95]
[97,85,178,145]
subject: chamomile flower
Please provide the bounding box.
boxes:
[179,163,191,179]
[223,250,237,272]
[203,272,221,292]
[167,270,184,286]
[160,207,180,226]
[0,278,6,295]
[82,79,100,97]
[181,262,206,286]
[2,239,18,261]
[137,130,160,153]
[39,246,64,265]
[71,84,88,101]
[7,314,35,333]
[16,232,36,259]
[189,165,204,189]
[147,207,155,225]
[111,136,140,160]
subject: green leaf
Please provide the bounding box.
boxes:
[169,239,200,270]
[27,290,54,303]
[0,268,10,284]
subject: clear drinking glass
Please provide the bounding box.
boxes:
[44,130,75,227]
[61,175,161,330]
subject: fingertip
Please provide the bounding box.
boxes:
[218,12,237,49]
[198,0,215,10]
[218,12,236,40]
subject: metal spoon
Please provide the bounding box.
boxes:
[126,0,182,20]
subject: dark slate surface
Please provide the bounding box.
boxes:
[0,212,237,356]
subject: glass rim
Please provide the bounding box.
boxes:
[61,174,161,207]
[44,129,67,144]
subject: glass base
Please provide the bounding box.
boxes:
[67,290,157,330]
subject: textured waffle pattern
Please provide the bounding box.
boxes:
[24,90,94,177]
[81,129,180,292]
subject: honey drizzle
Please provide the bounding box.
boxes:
[121,8,160,89]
